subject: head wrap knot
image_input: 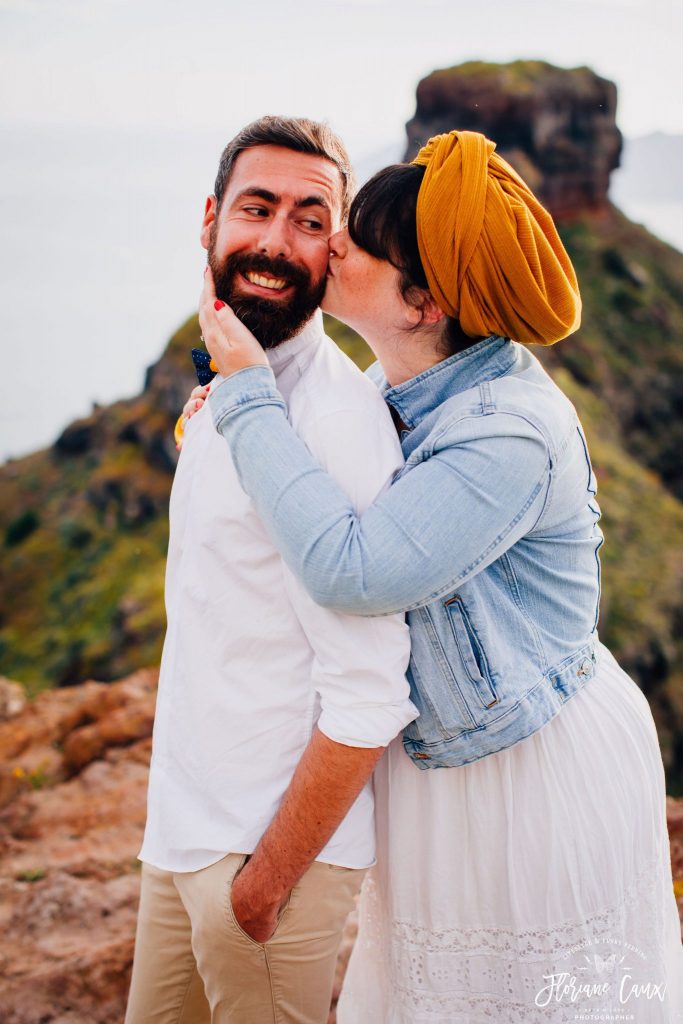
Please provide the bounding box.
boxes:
[412,131,581,345]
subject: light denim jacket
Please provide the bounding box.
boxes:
[209,334,603,768]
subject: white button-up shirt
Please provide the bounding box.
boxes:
[139,311,417,873]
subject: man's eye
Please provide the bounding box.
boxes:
[301,219,323,231]
[244,206,268,217]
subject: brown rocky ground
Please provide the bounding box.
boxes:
[0,672,155,1024]
[0,673,356,1024]
[0,673,680,1024]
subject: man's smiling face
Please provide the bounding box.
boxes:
[201,145,342,348]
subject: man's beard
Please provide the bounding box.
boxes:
[208,247,326,350]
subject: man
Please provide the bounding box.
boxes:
[125,116,417,1024]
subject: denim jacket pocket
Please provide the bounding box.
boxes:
[404,607,480,738]
[444,596,499,711]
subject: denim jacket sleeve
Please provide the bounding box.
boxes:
[209,365,551,616]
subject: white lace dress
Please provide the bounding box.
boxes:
[338,643,683,1023]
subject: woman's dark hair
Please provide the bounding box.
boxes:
[348,164,476,356]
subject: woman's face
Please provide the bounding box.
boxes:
[321,228,414,340]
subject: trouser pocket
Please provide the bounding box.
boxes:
[226,853,294,948]
[177,855,366,1024]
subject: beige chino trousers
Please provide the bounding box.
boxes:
[124,852,364,1024]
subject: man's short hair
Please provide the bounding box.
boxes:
[214,115,355,222]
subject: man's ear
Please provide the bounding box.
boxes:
[200,195,217,251]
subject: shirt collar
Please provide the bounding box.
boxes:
[267,309,325,376]
[380,335,518,429]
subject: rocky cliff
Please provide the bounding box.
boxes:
[404,60,622,220]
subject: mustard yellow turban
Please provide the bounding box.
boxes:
[412,131,581,345]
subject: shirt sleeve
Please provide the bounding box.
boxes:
[281,563,416,747]
[208,365,551,617]
[275,394,417,748]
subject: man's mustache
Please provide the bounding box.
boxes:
[220,252,311,291]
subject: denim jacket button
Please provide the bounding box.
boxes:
[412,752,431,760]
[577,658,593,677]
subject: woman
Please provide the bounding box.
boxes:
[187,131,683,1021]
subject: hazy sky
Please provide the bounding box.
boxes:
[2,0,682,152]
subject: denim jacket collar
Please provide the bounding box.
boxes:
[381,334,517,429]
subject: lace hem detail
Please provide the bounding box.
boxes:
[339,856,681,1024]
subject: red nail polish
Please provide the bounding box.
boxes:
[214,300,226,311]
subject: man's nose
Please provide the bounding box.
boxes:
[256,215,293,259]
[328,229,347,259]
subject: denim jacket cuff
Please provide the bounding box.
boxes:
[208,365,286,432]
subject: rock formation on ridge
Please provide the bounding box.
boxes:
[404,60,622,219]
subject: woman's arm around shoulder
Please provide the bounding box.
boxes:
[209,366,551,616]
